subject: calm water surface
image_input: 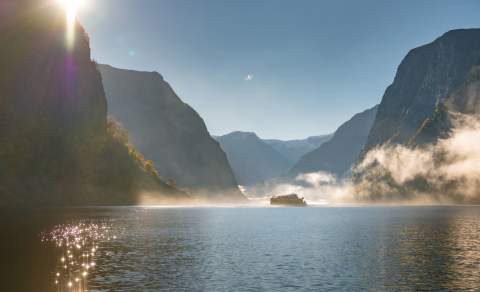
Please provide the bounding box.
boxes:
[2,206,480,291]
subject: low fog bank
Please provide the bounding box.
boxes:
[243,114,480,205]
[353,114,480,204]
[137,188,251,206]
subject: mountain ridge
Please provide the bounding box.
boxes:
[364,28,480,153]
[214,131,292,186]
[352,29,480,202]
[290,105,378,178]
[263,134,333,163]
[99,64,245,202]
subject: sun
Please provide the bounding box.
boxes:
[55,0,88,49]
[56,0,87,24]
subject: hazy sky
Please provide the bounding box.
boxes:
[79,0,480,140]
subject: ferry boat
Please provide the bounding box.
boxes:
[270,194,307,206]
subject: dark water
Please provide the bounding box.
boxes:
[2,206,480,291]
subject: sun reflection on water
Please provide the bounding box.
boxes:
[41,222,117,291]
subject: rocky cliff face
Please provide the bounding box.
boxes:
[352,30,480,203]
[0,0,187,206]
[352,69,480,202]
[411,65,480,145]
[215,132,291,186]
[98,65,245,201]
[290,105,378,177]
[364,29,480,153]
[444,65,480,115]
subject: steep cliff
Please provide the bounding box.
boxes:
[352,30,480,202]
[411,64,480,145]
[352,69,480,203]
[0,0,187,206]
[98,65,245,201]
[364,29,480,153]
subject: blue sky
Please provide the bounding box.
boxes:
[80,0,480,140]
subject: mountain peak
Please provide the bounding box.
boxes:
[99,64,245,201]
[438,28,480,41]
[99,64,164,80]
[364,28,480,153]
[223,131,260,140]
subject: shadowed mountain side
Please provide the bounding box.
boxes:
[0,0,188,206]
[98,64,245,202]
[351,30,480,203]
[290,105,378,177]
[215,132,291,186]
[445,65,480,114]
[411,65,480,146]
[364,29,480,153]
[352,68,480,202]
[263,134,332,164]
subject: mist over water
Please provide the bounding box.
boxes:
[250,114,480,205]
[244,172,351,205]
[352,114,480,203]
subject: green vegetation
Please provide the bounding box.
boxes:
[106,118,159,178]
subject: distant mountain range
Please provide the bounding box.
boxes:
[263,134,333,164]
[214,132,333,186]
[216,105,379,186]
[214,132,293,186]
[99,64,245,202]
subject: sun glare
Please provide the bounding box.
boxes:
[57,0,87,24]
[56,0,87,49]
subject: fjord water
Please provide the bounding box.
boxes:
[3,206,480,291]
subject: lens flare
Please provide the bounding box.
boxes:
[56,0,88,49]
[57,0,86,22]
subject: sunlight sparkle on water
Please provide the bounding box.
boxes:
[41,222,117,292]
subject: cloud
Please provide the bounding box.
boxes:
[243,171,352,205]
[352,113,480,203]
[245,114,480,205]
[244,74,254,81]
[296,172,336,187]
